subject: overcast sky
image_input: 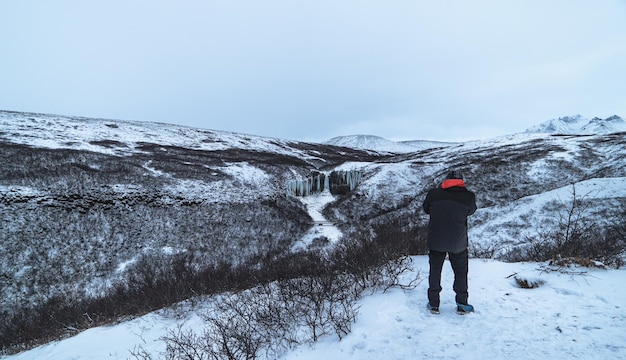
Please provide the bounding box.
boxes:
[1,1,625,142]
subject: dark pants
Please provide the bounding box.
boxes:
[428,249,469,307]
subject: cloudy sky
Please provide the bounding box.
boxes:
[1,1,625,142]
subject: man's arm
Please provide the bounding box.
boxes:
[423,191,431,214]
[468,192,477,215]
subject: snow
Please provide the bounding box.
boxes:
[0,185,42,197]
[5,257,625,360]
[292,189,343,251]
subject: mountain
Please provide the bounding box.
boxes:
[525,114,626,135]
[581,115,626,134]
[1,110,626,358]
[325,134,457,153]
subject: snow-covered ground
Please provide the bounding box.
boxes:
[286,258,626,360]
[4,256,625,360]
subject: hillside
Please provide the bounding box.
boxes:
[1,110,625,357]
[325,114,625,153]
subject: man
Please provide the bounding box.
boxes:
[423,170,477,314]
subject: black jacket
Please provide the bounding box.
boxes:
[423,181,477,253]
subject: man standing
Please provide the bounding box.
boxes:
[423,170,477,314]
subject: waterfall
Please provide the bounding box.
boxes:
[286,170,361,197]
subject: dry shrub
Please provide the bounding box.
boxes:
[514,276,545,289]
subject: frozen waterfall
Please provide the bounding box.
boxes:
[286,170,361,197]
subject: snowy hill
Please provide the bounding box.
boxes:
[1,110,626,358]
[325,134,456,153]
[0,110,372,160]
[399,138,459,151]
[325,134,417,153]
[525,114,626,135]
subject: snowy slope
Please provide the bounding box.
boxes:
[470,177,626,255]
[525,114,626,134]
[4,256,625,360]
[0,110,326,159]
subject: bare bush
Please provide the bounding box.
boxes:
[469,242,499,259]
[151,274,360,360]
[153,233,420,360]
[513,275,545,289]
